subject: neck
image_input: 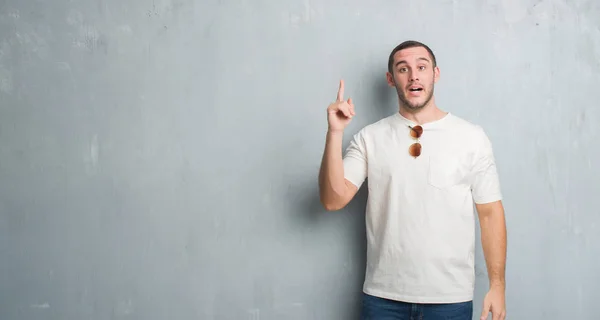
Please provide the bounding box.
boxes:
[398,100,447,125]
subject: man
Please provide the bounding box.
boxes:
[318,40,507,320]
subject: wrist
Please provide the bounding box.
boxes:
[327,129,344,136]
[490,280,505,290]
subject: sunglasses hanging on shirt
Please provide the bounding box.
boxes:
[408,125,423,158]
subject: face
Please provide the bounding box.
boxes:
[386,46,440,111]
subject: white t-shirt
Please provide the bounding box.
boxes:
[343,111,502,303]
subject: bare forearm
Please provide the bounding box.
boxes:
[318,130,349,209]
[478,202,507,288]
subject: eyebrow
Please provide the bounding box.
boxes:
[395,57,431,67]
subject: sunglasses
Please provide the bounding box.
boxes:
[408,125,423,158]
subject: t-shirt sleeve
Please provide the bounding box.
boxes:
[471,126,503,204]
[343,131,368,188]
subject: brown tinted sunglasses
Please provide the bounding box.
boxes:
[408,125,423,158]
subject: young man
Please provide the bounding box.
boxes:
[318,40,507,320]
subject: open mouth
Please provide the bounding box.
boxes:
[408,87,423,92]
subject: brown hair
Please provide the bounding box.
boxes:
[387,40,437,73]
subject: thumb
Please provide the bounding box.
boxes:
[480,304,490,320]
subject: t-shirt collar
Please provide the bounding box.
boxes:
[393,111,451,128]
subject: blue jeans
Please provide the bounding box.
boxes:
[361,293,473,320]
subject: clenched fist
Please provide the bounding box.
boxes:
[327,79,355,132]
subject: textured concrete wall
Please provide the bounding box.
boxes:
[1,0,599,319]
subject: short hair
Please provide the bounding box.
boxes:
[387,40,437,73]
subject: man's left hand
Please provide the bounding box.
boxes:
[480,285,506,320]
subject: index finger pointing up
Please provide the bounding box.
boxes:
[337,79,344,101]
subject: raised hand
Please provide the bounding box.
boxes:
[327,79,355,132]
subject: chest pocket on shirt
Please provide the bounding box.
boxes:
[427,154,471,189]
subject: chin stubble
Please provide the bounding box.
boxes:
[397,85,434,111]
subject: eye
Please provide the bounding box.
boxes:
[418,66,426,70]
[398,67,408,73]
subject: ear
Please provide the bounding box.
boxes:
[433,66,440,83]
[386,72,395,87]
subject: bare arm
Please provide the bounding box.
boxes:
[318,130,358,211]
[473,128,507,320]
[318,80,359,211]
[476,200,507,289]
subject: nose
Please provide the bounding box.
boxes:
[409,71,419,82]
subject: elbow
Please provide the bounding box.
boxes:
[319,195,346,211]
[318,182,353,211]
[322,201,342,211]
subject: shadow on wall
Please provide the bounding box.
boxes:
[372,71,397,119]
[296,66,395,266]
[287,155,369,318]
[287,71,395,318]
[299,176,369,319]
[360,64,398,124]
